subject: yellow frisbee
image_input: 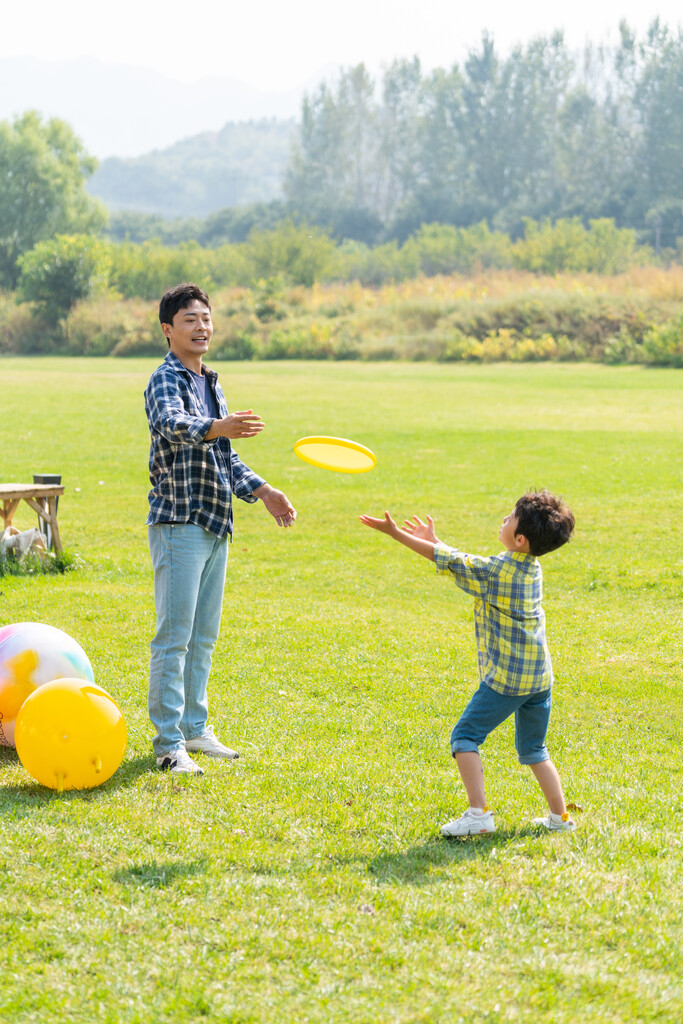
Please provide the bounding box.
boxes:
[294,436,377,474]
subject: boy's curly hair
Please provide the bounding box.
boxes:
[513,490,575,556]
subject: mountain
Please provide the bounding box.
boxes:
[0,55,326,159]
[87,119,296,218]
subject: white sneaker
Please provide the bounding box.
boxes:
[440,807,496,837]
[533,811,575,832]
[185,727,239,760]
[156,749,204,775]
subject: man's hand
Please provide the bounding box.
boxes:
[204,410,265,441]
[253,483,297,527]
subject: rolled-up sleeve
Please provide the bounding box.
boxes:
[230,447,265,503]
[145,372,214,447]
[434,543,491,598]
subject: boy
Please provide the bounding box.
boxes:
[360,490,575,836]
[145,283,296,775]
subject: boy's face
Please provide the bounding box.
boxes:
[162,299,213,366]
[499,511,529,552]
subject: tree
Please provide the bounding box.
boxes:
[632,22,683,248]
[0,111,106,289]
[243,220,337,286]
[17,234,111,322]
[285,65,383,240]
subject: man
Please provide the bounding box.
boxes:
[144,282,296,774]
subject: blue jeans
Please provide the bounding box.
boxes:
[148,524,229,756]
[451,682,552,765]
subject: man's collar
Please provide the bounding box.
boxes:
[164,350,217,381]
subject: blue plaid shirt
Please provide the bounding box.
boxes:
[144,352,265,539]
[434,543,553,696]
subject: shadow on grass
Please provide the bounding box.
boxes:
[114,858,208,889]
[0,752,156,813]
[365,828,539,886]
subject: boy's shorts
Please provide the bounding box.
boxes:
[450,682,552,765]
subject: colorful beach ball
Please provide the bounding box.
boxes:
[0,622,94,748]
[15,678,127,791]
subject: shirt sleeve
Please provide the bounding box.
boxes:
[434,542,492,598]
[230,447,266,502]
[145,369,215,447]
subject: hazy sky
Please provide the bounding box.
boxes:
[3,0,682,91]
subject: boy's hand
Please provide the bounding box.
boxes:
[402,515,439,545]
[360,510,438,562]
[359,511,399,536]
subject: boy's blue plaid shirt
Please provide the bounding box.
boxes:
[434,543,553,696]
[144,352,264,539]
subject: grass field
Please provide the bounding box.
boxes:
[0,358,681,1024]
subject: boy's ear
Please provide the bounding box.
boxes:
[514,531,531,553]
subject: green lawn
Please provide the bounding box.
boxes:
[1,358,681,1024]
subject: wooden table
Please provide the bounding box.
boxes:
[0,483,65,554]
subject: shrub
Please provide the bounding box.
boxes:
[243,221,337,287]
[509,333,560,361]
[252,278,288,322]
[0,293,60,353]
[212,332,259,361]
[109,240,214,300]
[17,234,111,322]
[438,330,480,362]
[63,297,162,356]
[334,240,419,286]
[640,313,683,367]
[511,218,646,275]
[603,328,643,365]
[206,244,253,287]
[262,322,336,359]
[405,222,512,276]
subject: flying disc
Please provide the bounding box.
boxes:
[294,436,377,473]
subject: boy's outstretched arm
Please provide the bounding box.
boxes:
[359,511,440,561]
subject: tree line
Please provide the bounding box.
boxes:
[1,19,683,307]
[285,21,683,249]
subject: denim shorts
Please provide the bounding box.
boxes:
[450,682,552,765]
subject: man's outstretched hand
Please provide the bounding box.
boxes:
[253,484,297,527]
[205,409,265,440]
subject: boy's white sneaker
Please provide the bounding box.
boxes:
[440,807,496,837]
[156,749,204,775]
[185,727,239,760]
[533,811,575,832]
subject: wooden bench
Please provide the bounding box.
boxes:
[0,483,65,554]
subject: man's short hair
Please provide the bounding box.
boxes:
[159,283,211,338]
[513,490,575,556]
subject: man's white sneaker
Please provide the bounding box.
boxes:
[440,807,496,837]
[185,727,239,760]
[533,811,575,832]
[156,749,204,775]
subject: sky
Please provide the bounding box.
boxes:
[3,0,682,92]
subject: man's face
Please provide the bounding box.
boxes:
[162,299,213,365]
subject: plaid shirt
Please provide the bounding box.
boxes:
[144,352,265,539]
[434,543,552,696]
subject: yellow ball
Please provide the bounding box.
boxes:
[15,678,127,791]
